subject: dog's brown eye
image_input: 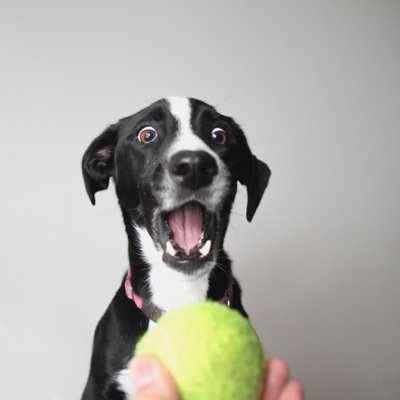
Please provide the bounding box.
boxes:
[137,126,158,144]
[211,128,227,145]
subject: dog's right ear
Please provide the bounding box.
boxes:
[82,123,119,205]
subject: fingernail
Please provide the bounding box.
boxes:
[130,356,156,392]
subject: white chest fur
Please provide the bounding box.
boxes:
[134,225,212,311]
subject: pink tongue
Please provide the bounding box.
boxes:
[168,203,203,255]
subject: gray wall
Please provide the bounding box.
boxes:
[1,1,399,399]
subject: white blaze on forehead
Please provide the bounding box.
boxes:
[166,96,213,154]
[161,96,231,212]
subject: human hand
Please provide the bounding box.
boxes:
[262,358,304,400]
[130,355,304,400]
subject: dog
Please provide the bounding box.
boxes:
[80,97,270,400]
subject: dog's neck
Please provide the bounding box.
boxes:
[125,265,234,322]
[126,224,233,314]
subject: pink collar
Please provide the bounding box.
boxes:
[124,267,165,321]
[124,267,234,321]
[124,267,145,309]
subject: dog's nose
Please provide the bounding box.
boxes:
[169,151,218,190]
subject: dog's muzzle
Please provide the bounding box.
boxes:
[154,150,223,268]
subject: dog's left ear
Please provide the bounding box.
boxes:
[238,153,271,222]
[82,123,119,205]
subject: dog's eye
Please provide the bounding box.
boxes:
[211,128,227,145]
[137,126,158,144]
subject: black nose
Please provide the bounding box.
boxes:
[169,151,218,190]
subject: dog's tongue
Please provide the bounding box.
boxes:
[168,203,203,255]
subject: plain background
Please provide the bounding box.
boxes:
[1,1,399,399]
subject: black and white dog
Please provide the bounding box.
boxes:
[81,97,270,400]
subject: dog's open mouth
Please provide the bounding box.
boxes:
[159,202,216,264]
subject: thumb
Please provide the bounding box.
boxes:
[130,356,180,400]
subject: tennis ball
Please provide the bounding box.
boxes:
[134,302,265,400]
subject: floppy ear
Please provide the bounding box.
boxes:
[238,154,271,222]
[82,123,119,205]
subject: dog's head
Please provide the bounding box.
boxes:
[82,97,270,274]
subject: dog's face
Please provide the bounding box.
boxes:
[82,97,270,274]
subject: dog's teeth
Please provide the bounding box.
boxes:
[166,240,178,256]
[199,240,211,257]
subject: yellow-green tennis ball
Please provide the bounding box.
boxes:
[134,302,265,400]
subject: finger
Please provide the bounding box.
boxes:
[262,358,290,400]
[279,381,305,400]
[130,356,180,400]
